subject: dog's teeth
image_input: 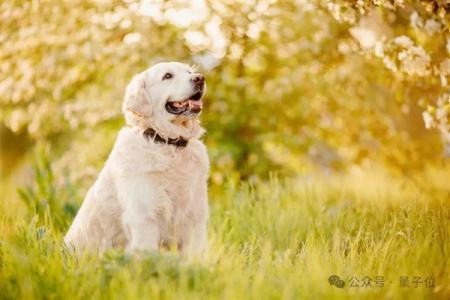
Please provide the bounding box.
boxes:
[171,100,190,109]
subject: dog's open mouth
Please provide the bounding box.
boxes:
[166,91,203,115]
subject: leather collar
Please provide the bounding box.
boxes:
[143,128,188,148]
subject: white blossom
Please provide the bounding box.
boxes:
[6,109,28,132]
[397,46,430,76]
[422,111,434,129]
[424,19,442,35]
[123,32,142,44]
[393,35,413,48]
[410,11,423,29]
[350,27,377,49]
[383,56,397,72]
[374,41,384,57]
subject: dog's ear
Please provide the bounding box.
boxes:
[122,74,152,128]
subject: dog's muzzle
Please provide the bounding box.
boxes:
[166,87,204,116]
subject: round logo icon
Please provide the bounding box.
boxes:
[328,275,340,285]
[335,279,345,288]
[328,275,345,288]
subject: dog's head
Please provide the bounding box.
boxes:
[122,62,206,139]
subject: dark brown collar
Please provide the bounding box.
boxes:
[143,128,188,148]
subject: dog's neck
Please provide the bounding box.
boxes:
[142,127,189,148]
[169,118,205,139]
[124,110,205,144]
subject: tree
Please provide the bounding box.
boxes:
[1,1,448,186]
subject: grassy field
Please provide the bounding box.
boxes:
[0,168,449,300]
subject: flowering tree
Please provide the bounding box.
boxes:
[326,0,449,153]
[1,0,448,183]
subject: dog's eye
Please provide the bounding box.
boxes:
[162,73,173,80]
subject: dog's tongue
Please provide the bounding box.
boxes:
[188,100,202,109]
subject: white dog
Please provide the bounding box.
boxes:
[64,62,209,256]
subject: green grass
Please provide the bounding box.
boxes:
[1,168,449,299]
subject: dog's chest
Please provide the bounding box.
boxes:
[164,146,206,197]
[155,145,208,243]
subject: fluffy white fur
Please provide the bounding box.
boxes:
[64,62,209,256]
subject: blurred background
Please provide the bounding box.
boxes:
[1,1,449,223]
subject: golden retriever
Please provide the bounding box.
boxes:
[64,62,209,256]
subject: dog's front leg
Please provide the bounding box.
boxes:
[118,177,164,253]
[182,180,209,258]
[183,221,208,258]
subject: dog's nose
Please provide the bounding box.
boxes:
[192,74,204,85]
